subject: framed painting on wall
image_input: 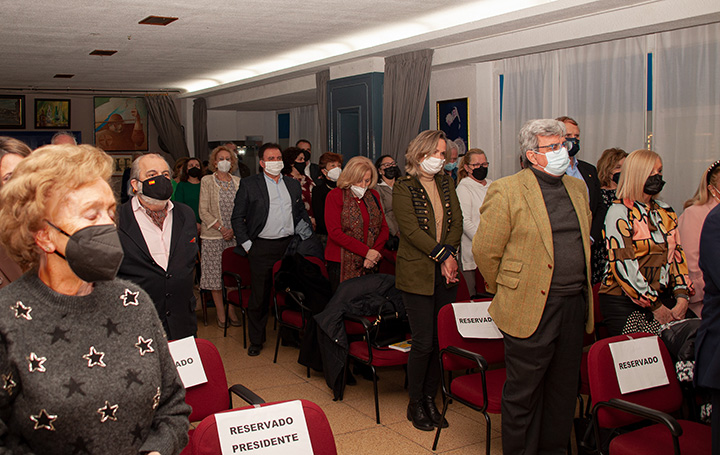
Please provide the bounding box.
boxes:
[436,98,469,155]
[0,95,26,129]
[110,154,133,176]
[35,99,71,129]
[93,96,148,151]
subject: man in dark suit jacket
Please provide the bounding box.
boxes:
[117,153,198,340]
[232,143,312,356]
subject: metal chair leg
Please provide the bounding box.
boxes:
[371,365,380,424]
[273,327,281,363]
[432,395,451,450]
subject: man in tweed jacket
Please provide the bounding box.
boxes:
[473,119,593,454]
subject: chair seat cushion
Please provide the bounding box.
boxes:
[279,309,304,329]
[227,290,250,309]
[609,420,710,454]
[344,317,377,335]
[449,368,505,414]
[349,341,409,366]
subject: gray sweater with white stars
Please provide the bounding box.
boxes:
[0,273,190,454]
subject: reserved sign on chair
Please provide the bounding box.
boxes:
[452,301,502,339]
[609,336,669,394]
[215,400,314,455]
[168,336,208,388]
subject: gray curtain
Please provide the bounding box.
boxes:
[381,49,434,170]
[144,94,189,161]
[316,69,330,153]
[193,97,209,162]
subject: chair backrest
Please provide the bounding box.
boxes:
[588,332,682,428]
[191,399,337,455]
[456,273,471,301]
[185,338,231,422]
[305,255,329,279]
[437,301,504,371]
[222,247,252,302]
[474,269,487,295]
[273,255,329,309]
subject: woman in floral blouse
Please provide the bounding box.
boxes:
[599,149,692,336]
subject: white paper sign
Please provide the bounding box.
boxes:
[609,336,669,394]
[215,400,314,455]
[452,301,503,339]
[168,336,207,389]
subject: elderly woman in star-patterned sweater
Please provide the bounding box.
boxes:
[0,144,190,454]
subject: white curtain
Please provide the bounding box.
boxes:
[654,22,720,213]
[289,105,321,162]
[499,37,645,178]
[559,38,646,169]
[499,52,556,177]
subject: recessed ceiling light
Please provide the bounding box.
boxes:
[90,50,117,56]
[53,74,75,79]
[139,15,178,26]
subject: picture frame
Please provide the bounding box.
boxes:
[436,98,469,155]
[0,95,26,129]
[34,99,71,129]
[93,96,149,151]
[110,154,133,176]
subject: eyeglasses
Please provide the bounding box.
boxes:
[536,140,572,153]
[379,162,397,169]
[467,162,489,169]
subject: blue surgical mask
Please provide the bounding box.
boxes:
[444,161,458,172]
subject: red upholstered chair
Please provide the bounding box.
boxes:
[588,333,711,455]
[190,399,337,455]
[220,248,251,345]
[433,301,505,455]
[341,313,409,424]
[271,256,329,377]
[456,271,471,301]
[179,338,264,455]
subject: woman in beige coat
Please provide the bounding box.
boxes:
[199,145,241,327]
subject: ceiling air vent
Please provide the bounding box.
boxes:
[89,50,117,56]
[138,16,178,26]
[53,74,75,79]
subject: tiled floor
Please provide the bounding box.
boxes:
[194,307,506,454]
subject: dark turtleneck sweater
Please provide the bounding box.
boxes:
[531,167,586,296]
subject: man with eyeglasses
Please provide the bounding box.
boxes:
[472,119,593,454]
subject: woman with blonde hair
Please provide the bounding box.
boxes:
[678,159,720,316]
[324,156,388,292]
[599,149,692,336]
[393,130,462,431]
[591,147,628,284]
[455,148,491,296]
[199,145,241,328]
[0,144,189,454]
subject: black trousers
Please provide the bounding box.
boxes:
[247,237,292,346]
[402,264,458,402]
[501,292,585,455]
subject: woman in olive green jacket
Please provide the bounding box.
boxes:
[393,130,463,431]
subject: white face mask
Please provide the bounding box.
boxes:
[217,160,231,173]
[351,185,367,199]
[420,156,445,175]
[263,160,284,176]
[327,167,341,182]
[535,147,570,176]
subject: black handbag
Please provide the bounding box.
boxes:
[368,300,408,348]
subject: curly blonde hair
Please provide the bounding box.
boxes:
[336,156,377,190]
[0,144,112,269]
[208,146,238,173]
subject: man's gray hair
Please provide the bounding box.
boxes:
[50,131,77,145]
[128,153,170,197]
[518,119,566,168]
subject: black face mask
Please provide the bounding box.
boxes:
[294,162,307,174]
[567,138,580,157]
[472,166,488,181]
[383,165,401,180]
[187,167,202,178]
[644,174,666,195]
[140,176,173,201]
[612,172,621,184]
[47,221,124,282]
